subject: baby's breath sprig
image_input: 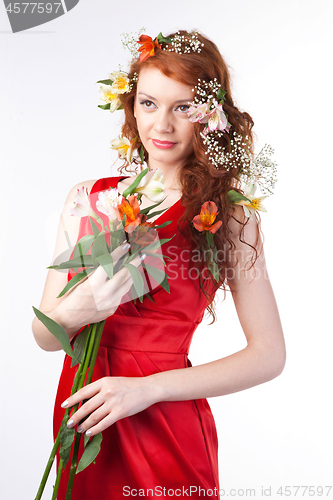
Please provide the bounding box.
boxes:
[192,78,224,105]
[164,31,204,54]
[202,131,277,195]
[121,27,146,58]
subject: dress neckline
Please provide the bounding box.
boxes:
[116,176,183,224]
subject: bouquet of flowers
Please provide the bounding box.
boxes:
[33,168,173,500]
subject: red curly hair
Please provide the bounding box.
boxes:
[119,30,261,320]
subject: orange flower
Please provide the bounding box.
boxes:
[137,35,161,62]
[116,195,143,233]
[130,220,158,246]
[192,201,222,234]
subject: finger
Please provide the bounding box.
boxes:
[82,410,123,437]
[67,394,105,428]
[90,242,131,283]
[61,380,101,410]
[76,403,111,434]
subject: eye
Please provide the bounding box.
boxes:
[140,99,156,109]
[177,104,190,113]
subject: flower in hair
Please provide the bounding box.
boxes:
[97,72,131,112]
[227,183,268,218]
[110,136,137,162]
[99,85,122,112]
[187,102,211,123]
[202,100,230,135]
[137,34,161,62]
[192,201,222,234]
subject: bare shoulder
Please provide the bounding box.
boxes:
[65,179,98,204]
[227,205,261,250]
[117,175,136,195]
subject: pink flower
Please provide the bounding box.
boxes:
[201,100,230,135]
[187,102,211,123]
[70,187,102,224]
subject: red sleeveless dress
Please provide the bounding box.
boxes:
[53,177,220,499]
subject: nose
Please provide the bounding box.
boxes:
[153,108,174,134]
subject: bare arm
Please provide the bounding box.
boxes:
[32,179,141,351]
[63,207,286,436]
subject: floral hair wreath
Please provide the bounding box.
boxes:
[97,29,277,218]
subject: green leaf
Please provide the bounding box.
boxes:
[89,217,101,238]
[91,232,108,262]
[153,220,172,229]
[139,146,145,164]
[76,433,103,474]
[95,253,114,280]
[144,293,156,303]
[97,103,111,110]
[216,88,226,103]
[49,255,95,271]
[122,168,149,198]
[71,326,91,368]
[59,418,75,467]
[139,198,164,215]
[84,433,90,448]
[226,189,251,205]
[157,32,172,44]
[143,263,166,286]
[73,235,96,259]
[144,251,171,262]
[142,237,173,253]
[145,208,167,220]
[57,268,95,298]
[96,79,113,85]
[32,307,79,362]
[125,263,145,299]
[158,275,170,294]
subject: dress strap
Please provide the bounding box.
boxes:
[90,176,129,194]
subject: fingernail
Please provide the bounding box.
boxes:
[122,242,130,251]
[77,426,84,433]
[61,400,69,408]
[85,430,92,437]
[139,253,146,263]
[67,419,74,428]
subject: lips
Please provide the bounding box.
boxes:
[152,139,176,149]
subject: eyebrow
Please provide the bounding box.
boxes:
[138,92,192,103]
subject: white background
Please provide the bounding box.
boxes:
[1,0,332,498]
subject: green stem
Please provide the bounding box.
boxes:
[65,323,98,497]
[86,321,105,384]
[65,432,81,500]
[34,333,90,500]
[34,433,60,500]
[51,458,63,500]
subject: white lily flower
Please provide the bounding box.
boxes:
[96,188,123,220]
[109,71,131,94]
[235,183,268,217]
[135,169,165,203]
[99,84,122,112]
[110,137,135,162]
[70,187,102,222]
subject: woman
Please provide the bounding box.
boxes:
[32,30,285,499]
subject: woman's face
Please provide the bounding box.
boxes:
[134,67,195,173]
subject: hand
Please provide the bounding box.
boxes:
[62,376,158,436]
[53,244,145,334]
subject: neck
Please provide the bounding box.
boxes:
[147,159,182,192]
